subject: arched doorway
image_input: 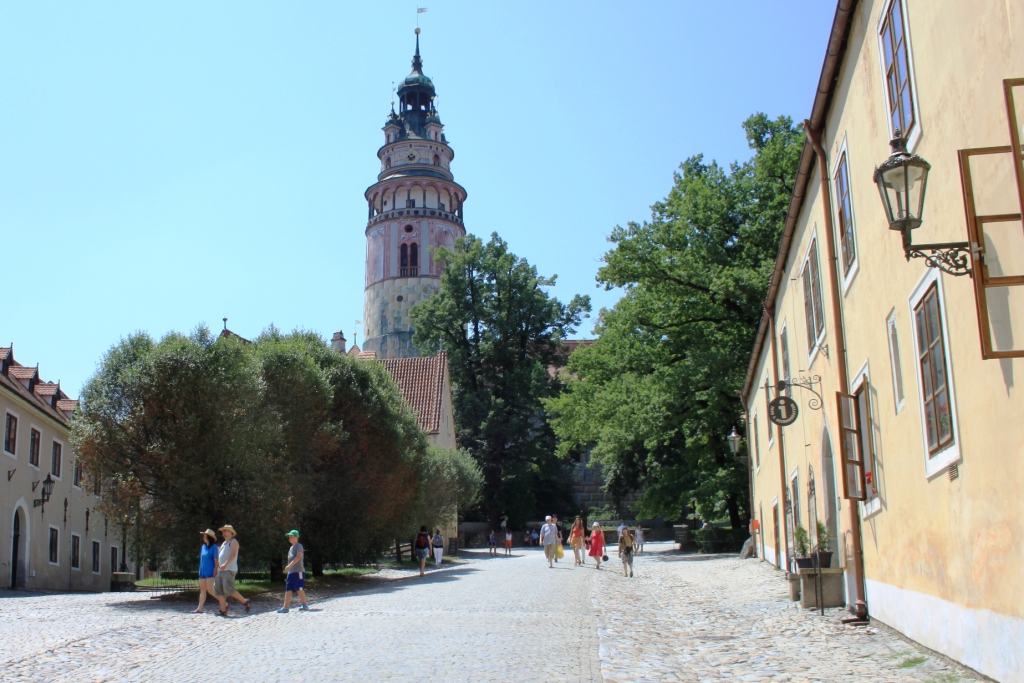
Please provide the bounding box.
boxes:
[10,507,26,589]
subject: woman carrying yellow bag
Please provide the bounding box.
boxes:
[554,515,565,561]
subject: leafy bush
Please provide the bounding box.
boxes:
[816,520,831,552]
[794,525,810,557]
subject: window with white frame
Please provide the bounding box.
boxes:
[802,239,826,353]
[4,412,17,455]
[886,312,906,412]
[29,427,40,467]
[71,534,82,570]
[49,527,60,565]
[834,151,858,278]
[74,458,83,488]
[750,413,761,468]
[779,326,791,395]
[914,283,954,454]
[909,270,961,476]
[764,376,774,445]
[92,540,101,573]
[878,0,919,143]
[51,440,62,478]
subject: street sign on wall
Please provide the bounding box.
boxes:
[768,396,799,426]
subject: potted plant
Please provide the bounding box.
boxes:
[794,526,814,569]
[814,521,833,568]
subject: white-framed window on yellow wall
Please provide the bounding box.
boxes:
[764,375,774,447]
[909,269,961,478]
[886,311,906,414]
[801,237,826,360]
[750,412,761,470]
[877,0,921,149]
[832,142,859,289]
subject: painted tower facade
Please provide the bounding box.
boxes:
[362,30,467,359]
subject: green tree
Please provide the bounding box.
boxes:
[71,327,289,568]
[547,113,804,528]
[72,326,432,573]
[412,446,484,535]
[410,233,590,528]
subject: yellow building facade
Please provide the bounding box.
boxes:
[741,2,1023,681]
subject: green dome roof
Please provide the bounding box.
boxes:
[398,72,434,92]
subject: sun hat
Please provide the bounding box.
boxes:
[285,530,300,537]
[218,524,236,535]
[592,522,600,527]
[201,528,217,540]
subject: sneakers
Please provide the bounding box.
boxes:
[277,607,289,613]
[299,605,309,611]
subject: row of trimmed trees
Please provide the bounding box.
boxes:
[71,327,481,574]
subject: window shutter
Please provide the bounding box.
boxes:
[836,391,867,500]
[957,79,1024,359]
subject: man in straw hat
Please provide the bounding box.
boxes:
[214,524,251,616]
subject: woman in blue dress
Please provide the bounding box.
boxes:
[192,529,219,614]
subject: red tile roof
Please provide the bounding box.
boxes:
[0,347,76,426]
[9,366,38,381]
[377,352,448,434]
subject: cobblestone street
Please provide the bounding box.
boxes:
[0,543,984,682]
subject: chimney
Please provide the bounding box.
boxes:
[331,330,347,353]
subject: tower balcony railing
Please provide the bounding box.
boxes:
[367,207,464,227]
[399,267,419,277]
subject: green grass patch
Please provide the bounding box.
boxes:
[926,674,961,683]
[898,656,928,668]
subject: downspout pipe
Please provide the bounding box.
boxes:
[804,119,868,621]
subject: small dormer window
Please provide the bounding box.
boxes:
[385,158,391,169]
[433,154,440,166]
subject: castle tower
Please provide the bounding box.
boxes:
[362,29,467,359]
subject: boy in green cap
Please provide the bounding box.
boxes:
[278,530,309,613]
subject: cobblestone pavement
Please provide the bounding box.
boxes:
[0,543,985,682]
[593,542,983,683]
[0,549,600,683]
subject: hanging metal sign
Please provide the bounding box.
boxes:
[768,396,799,426]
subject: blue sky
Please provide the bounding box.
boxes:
[1,2,836,396]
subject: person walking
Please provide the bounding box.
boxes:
[192,529,219,614]
[432,529,445,566]
[618,528,635,578]
[530,529,539,546]
[552,515,564,563]
[504,529,513,556]
[540,516,559,568]
[634,526,645,555]
[588,522,606,570]
[523,529,531,547]
[278,530,309,613]
[414,526,432,576]
[488,530,498,556]
[569,517,585,566]
[214,525,251,616]
[617,520,628,540]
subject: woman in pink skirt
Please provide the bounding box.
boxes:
[588,522,606,570]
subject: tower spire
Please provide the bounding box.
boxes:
[412,27,423,73]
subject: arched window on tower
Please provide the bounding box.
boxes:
[385,157,391,169]
[433,154,440,166]
[409,243,419,276]
[400,243,409,277]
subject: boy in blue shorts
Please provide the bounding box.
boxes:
[278,530,309,613]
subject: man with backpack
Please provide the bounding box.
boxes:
[414,525,432,576]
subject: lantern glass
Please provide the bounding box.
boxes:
[42,473,54,498]
[874,134,930,233]
[727,427,742,455]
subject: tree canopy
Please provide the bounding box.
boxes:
[546,113,804,527]
[410,233,590,528]
[71,326,473,571]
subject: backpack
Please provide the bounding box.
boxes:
[433,533,443,546]
[416,533,429,549]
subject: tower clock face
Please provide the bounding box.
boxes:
[405,149,419,163]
